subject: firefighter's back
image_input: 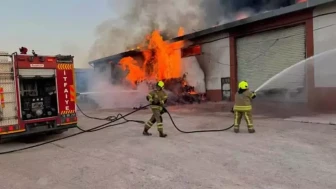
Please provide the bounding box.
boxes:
[234,90,253,107]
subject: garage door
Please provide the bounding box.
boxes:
[18,69,55,77]
[236,24,306,102]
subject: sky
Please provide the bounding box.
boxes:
[0,0,115,68]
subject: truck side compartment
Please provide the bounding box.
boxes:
[0,52,20,135]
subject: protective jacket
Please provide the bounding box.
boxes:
[147,90,168,109]
[233,89,256,111]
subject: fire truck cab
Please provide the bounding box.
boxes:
[0,50,77,139]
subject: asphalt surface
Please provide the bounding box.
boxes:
[0,107,335,189]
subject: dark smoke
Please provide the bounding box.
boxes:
[89,0,298,60]
[222,0,296,13]
[203,0,296,24]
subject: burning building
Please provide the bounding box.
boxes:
[89,27,205,105]
[89,0,336,111]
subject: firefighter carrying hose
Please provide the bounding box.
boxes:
[233,80,256,133]
[143,81,168,138]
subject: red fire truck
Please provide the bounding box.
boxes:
[0,48,77,139]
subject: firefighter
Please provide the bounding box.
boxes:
[143,81,168,137]
[233,80,256,133]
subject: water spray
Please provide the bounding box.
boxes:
[254,59,306,93]
[254,48,336,93]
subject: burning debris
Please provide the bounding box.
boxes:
[162,74,205,105]
[118,28,205,104]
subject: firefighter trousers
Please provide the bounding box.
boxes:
[234,111,254,130]
[145,107,164,132]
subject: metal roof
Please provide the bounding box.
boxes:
[172,0,335,42]
[89,0,335,67]
[88,50,142,67]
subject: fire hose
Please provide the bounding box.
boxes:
[0,104,233,155]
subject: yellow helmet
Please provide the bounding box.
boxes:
[157,81,164,88]
[238,81,248,90]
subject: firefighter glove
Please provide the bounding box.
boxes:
[146,96,153,103]
[251,91,257,99]
[161,107,167,114]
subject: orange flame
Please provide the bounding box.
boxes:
[119,27,185,85]
[296,0,306,3]
[119,57,146,82]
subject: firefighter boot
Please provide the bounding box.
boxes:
[234,126,239,133]
[248,128,255,133]
[143,126,152,136]
[157,123,167,137]
[159,131,167,138]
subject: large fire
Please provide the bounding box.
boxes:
[119,27,185,85]
[119,28,204,104]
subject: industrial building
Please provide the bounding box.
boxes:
[74,68,93,93]
[89,0,336,111]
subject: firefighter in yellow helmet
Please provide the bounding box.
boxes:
[233,80,256,133]
[143,81,168,137]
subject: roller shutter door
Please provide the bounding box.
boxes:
[236,24,306,102]
[18,69,55,77]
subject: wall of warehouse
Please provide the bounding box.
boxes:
[194,32,231,101]
[310,1,336,111]
[313,2,336,55]
[230,9,314,103]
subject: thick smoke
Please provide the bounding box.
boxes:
[83,63,149,109]
[223,0,296,13]
[89,0,225,60]
[181,56,206,93]
[89,0,297,60]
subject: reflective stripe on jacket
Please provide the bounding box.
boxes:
[233,90,256,111]
[147,89,168,109]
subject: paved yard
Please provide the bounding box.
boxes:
[0,107,335,189]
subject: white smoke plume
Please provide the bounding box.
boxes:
[89,0,298,60]
[181,56,206,93]
[89,0,226,60]
[83,64,149,109]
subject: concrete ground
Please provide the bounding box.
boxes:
[285,114,336,125]
[0,105,335,189]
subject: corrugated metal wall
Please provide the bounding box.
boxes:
[236,24,307,102]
